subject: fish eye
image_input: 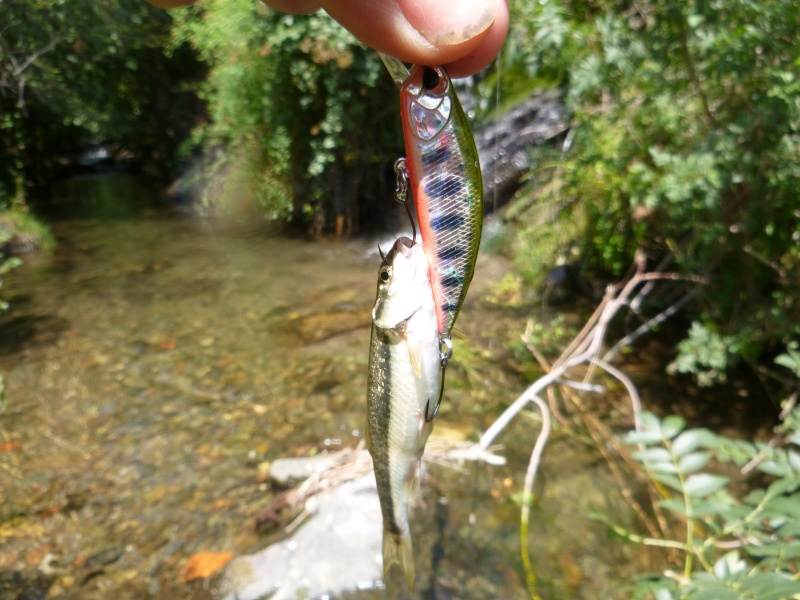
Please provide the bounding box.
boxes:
[379,268,390,282]
[421,66,447,96]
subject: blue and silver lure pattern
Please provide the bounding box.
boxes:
[399,64,484,340]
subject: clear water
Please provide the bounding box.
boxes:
[0,174,659,599]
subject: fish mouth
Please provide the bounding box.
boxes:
[372,236,425,329]
[378,236,415,266]
[394,236,415,256]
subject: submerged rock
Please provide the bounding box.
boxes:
[272,307,370,344]
[217,474,383,600]
[268,454,342,486]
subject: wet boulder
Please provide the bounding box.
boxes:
[217,474,383,600]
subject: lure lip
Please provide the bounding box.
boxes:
[378,52,410,88]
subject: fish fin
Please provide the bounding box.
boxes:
[383,529,416,592]
[450,325,470,342]
[406,459,421,497]
[407,334,424,380]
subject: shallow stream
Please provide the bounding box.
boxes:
[1,174,662,599]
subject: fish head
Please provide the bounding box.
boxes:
[401,65,452,142]
[372,237,432,330]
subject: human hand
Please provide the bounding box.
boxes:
[148,0,508,77]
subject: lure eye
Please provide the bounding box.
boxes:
[421,66,447,96]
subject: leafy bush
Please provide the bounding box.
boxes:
[170,2,403,230]
[503,0,800,378]
[0,0,201,196]
[600,410,800,599]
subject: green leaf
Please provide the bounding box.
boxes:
[654,589,674,600]
[763,495,800,519]
[684,473,728,497]
[788,450,800,472]
[647,461,680,474]
[758,461,791,478]
[685,586,740,600]
[640,412,663,434]
[661,415,686,439]
[777,522,800,537]
[671,429,716,457]
[744,542,800,559]
[767,478,800,497]
[744,488,767,505]
[678,451,712,473]
[625,430,665,445]
[659,497,690,517]
[651,472,684,493]
[775,350,800,377]
[712,551,747,579]
[691,499,733,518]
[737,572,800,600]
[633,447,672,463]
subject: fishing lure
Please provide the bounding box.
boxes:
[380,56,484,420]
[398,64,484,343]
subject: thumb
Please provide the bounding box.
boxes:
[319,0,508,77]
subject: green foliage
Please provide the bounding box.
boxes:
[667,322,738,386]
[775,342,800,379]
[170,2,402,228]
[0,0,203,199]
[604,410,800,599]
[505,0,800,378]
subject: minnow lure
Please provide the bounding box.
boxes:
[398,64,484,342]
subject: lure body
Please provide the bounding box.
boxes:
[366,236,440,591]
[400,65,484,338]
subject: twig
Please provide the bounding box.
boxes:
[591,357,644,430]
[557,379,605,393]
[603,293,694,363]
[464,261,699,559]
[779,389,798,420]
[522,321,570,426]
[519,394,551,600]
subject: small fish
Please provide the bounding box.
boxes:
[366,236,441,591]
[400,64,484,339]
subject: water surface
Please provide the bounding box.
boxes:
[0,174,657,599]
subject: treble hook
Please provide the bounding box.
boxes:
[425,336,453,423]
[393,157,416,244]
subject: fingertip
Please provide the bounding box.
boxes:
[398,0,499,47]
[321,0,507,77]
[442,0,509,77]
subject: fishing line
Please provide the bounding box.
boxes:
[493,48,502,215]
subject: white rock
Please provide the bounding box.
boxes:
[217,474,383,600]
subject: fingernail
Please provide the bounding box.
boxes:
[401,0,500,46]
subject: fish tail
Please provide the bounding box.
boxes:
[383,529,416,591]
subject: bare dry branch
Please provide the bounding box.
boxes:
[462,262,697,553]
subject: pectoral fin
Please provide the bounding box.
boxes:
[407,334,424,380]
